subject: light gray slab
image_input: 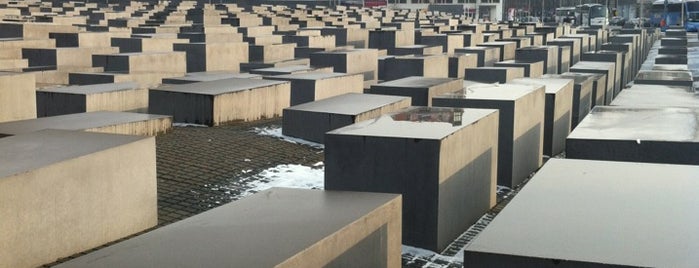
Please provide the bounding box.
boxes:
[285,93,410,115]
[569,106,699,142]
[0,129,146,179]
[465,158,699,268]
[54,188,399,268]
[0,111,170,136]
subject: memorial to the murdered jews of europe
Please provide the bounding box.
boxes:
[0,0,697,266]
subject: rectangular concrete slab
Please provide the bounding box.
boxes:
[633,70,694,89]
[149,78,290,126]
[54,188,402,268]
[464,158,699,268]
[325,107,499,251]
[0,111,171,137]
[267,72,364,105]
[0,129,157,268]
[36,82,147,117]
[567,106,699,165]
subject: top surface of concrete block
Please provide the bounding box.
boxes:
[327,106,498,140]
[0,129,148,178]
[285,93,410,115]
[465,158,699,267]
[55,188,399,267]
[570,61,615,72]
[376,76,457,88]
[569,106,699,142]
[0,111,169,136]
[271,71,351,80]
[163,72,262,83]
[37,82,138,94]
[153,78,288,95]
[510,77,573,94]
[440,82,543,101]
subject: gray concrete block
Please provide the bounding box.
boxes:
[282,93,411,143]
[149,78,290,126]
[582,51,624,98]
[542,73,593,129]
[383,54,449,80]
[36,82,146,117]
[0,129,157,268]
[494,60,544,78]
[455,46,499,67]
[477,41,517,61]
[309,48,378,82]
[515,46,558,74]
[266,72,364,105]
[0,111,171,137]
[511,78,574,157]
[370,76,462,106]
[433,82,545,187]
[448,53,478,79]
[570,61,615,106]
[162,72,262,84]
[325,107,499,251]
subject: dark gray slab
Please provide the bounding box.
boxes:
[0,111,169,137]
[464,158,699,268]
[55,188,399,268]
[249,65,331,76]
[655,54,688,65]
[464,67,524,83]
[567,106,699,165]
[0,129,146,179]
[37,82,138,95]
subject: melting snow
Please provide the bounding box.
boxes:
[252,126,324,149]
[241,163,325,196]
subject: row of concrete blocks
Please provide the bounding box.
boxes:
[462,29,699,267]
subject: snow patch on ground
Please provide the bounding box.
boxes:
[402,245,463,266]
[252,126,324,149]
[230,163,325,199]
